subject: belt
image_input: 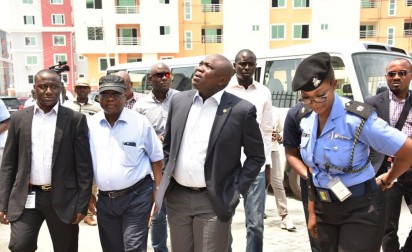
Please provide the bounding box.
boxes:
[30,184,52,192]
[315,178,377,202]
[172,177,207,192]
[99,175,151,199]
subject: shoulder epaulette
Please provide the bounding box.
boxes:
[344,100,375,119]
[297,105,312,121]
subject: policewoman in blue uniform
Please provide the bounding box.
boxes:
[292,52,412,252]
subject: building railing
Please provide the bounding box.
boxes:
[360,30,377,38]
[404,29,412,37]
[201,4,222,12]
[201,35,222,43]
[117,37,140,46]
[116,6,139,14]
[361,0,378,8]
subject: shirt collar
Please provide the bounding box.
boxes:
[33,102,59,115]
[389,89,409,102]
[193,89,224,105]
[98,107,128,127]
[151,88,174,103]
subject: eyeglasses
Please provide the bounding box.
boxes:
[386,70,409,78]
[100,93,124,99]
[152,72,171,79]
[299,88,331,105]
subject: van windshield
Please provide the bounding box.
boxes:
[352,53,411,100]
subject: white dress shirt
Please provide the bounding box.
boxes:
[30,103,58,185]
[173,90,223,187]
[226,79,273,171]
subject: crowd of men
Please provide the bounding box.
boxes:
[0,49,410,252]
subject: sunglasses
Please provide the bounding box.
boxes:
[100,93,124,99]
[152,72,171,79]
[386,70,409,78]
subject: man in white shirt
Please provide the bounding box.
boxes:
[226,49,273,252]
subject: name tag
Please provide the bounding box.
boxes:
[25,191,36,209]
[328,177,352,202]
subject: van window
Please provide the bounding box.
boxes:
[128,70,150,93]
[171,66,195,91]
[352,53,411,99]
[330,56,352,100]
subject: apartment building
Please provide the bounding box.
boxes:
[2,0,412,96]
[0,30,13,96]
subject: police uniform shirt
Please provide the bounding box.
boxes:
[299,93,407,188]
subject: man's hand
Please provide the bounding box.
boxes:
[307,200,317,238]
[0,211,9,225]
[72,213,85,224]
[88,194,97,215]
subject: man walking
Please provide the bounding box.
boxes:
[0,69,93,252]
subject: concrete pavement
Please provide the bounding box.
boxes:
[0,192,410,251]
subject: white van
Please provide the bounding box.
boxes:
[107,41,412,199]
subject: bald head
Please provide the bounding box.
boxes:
[115,71,133,99]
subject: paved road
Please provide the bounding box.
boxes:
[0,193,410,251]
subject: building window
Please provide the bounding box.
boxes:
[26,56,38,65]
[252,25,260,31]
[24,16,35,25]
[407,0,412,7]
[184,0,192,20]
[185,31,192,50]
[127,58,141,63]
[321,24,328,30]
[23,0,33,4]
[78,73,85,78]
[404,22,412,36]
[87,27,103,40]
[271,24,285,39]
[61,73,68,84]
[24,36,37,47]
[201,28,222,43]
[28,75,34,84]
[389,0,396,16]
[54,54,67,64]
[78,55,85,61]
[160,26,170,35]
[293,24,309,39]
[118,28,138,45]
[360,25,376,38]
[50,0,63,4]
[52,14,65,25]
[99,58,115,72]
[201,0,221,12]
[86,0,102,9]
[160,0,170,4]
[388,27,395,45]
[272,0,285,7]
[160,56,173,60]
[294,0,309,8]
[53,35,66,46]
[361,0,378,8]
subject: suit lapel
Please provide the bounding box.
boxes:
[24,107,35,161]
[206,92,232,161]
[173,91,196,155]
[52,106,68,168]
[380,90,390,122]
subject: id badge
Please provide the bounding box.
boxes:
[327,176,352,202]
[25,191,36,209]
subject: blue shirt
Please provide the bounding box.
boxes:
[300,93,407,188]
[88,108,164,191]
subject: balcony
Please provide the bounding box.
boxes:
[361,0,378,8]
[404,29,412,37]
[360,30,377,38]
[201,4,222,12]
[117,37,141,46]
[202,35,222,43]
[116,5,140,14]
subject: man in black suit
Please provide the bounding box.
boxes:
[0,69,93,252]
[365,58,412,252]
[155,54,265,251]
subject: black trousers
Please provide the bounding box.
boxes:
[382,169,412,252]
[315,185,385,252]
[9,190,79,252]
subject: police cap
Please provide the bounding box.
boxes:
[292,52,331,92]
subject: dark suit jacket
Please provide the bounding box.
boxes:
[365,90,391,173]
[0,105,93,223]
[156,90,265,222]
